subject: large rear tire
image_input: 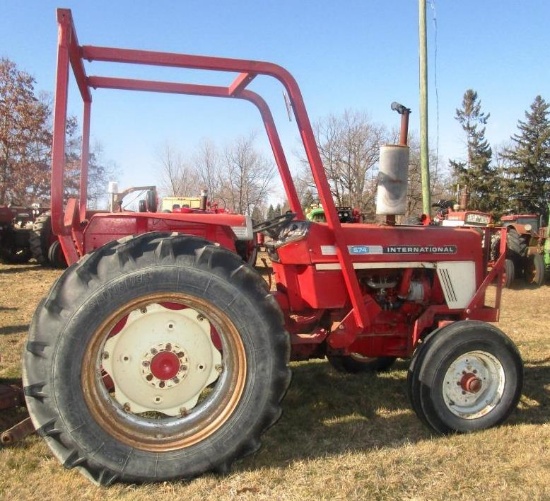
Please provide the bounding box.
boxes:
[506,228,527,279]
[407,320,523,434]
[23,232,291,484]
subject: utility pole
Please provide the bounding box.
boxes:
[419,0,431,213]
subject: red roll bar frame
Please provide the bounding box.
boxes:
[52,8,370,330]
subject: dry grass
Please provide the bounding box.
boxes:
[0,262,549,500]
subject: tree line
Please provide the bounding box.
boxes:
[2,56,549,223]
[450,90,550,222]
[157,135,275,222]
[159,109,450,222]
[159,92,550,224]
[0,58,114,208]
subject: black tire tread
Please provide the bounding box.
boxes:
[524,253,545,287]
[408,320,523,435]
[23,232,291,484]
[30,211,52,265]
[506,228,528,280]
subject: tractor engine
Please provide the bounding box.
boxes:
[359,267,433,311]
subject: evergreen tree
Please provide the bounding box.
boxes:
[449,90,500,213]
[300,188,316,211]
[501,96,550,220]
[251,205,264,224]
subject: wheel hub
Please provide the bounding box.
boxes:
[102,303,222,416]
[143,343,189,388]
[442,351,505,419]
[460,372,482,393]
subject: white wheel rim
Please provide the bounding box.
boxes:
[82,292,247,452]
[102,304,222,416]
[442,350,505,419]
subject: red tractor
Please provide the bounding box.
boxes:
[499,213,546,287]
[431,199,493,228]
[21,9,523,485]
[0,204,50,264]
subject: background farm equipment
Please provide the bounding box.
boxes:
[305,204,362,223]
[497,213,547,287]
[431,199,493,228]
[29,210,67,268]
[429,198,547,288]
[0,204,49,264]
[14,9,523,485]
[160,195,204,212]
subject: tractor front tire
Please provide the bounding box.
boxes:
[407,320,523,434]
[504,259,515,288]
[30,211,52,265]
[23,232,291,484]
[524,253,545,287]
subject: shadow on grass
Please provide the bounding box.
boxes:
[2,356,548,472]
[0,324,28,335]
[244,360,429,469]
[0,264,41,274]
[510,359,550,426]
[240,358,550,471]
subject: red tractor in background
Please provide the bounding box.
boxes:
[0,204,51,264]
[21,9,523,485]
[431,199,493,228]
[429,197,546,288]
[499,212,546,287]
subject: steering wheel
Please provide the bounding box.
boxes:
[253,212,296,238]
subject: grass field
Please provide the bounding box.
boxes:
[0,262,549,500]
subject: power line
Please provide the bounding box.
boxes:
[429,0,440,168]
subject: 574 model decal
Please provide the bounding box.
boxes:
[348,245,457,255]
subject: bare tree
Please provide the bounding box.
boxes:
[300,110,389,215]
[56,114,117,209]
[0,58,51,205]
[403,132,453,219]
[192,139,223,201]
[219,134,276,215]
[157,141,199,197]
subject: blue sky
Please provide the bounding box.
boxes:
[1,1,549,202]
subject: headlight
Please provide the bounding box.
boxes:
[275,220,310,246]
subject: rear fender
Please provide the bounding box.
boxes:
[82,213,239,255]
